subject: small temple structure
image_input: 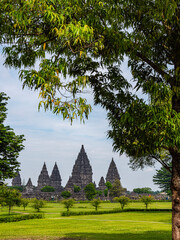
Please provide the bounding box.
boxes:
[37,163,51,189]
[50,162,63,192]
[98,176,106,191]
[106,158,121,184]
[12,171,21,187]
[25,178,34,193]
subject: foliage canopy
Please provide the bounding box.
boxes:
[61,190,71,199]
[0,185,21,214]
[153,164,172,195]
[0,92,25,181]
[41,185,55,192]
[133,187,153,194]
[140,196,154,210]
[113,196,130,210]
[84,183,96,200]
[61,198,75,213]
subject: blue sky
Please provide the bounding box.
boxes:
[0,54,161,191]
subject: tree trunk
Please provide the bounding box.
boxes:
[171,150,180,240]
[171,82,180,239]
[8,206,11,215]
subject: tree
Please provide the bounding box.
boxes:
[73,185,81,193]
[140,196,154,210]
[61,199,75,214]
[21,198,29,211]
[105,181,112,199]
[133,188,153,194]
[109,179,124,198]
[61,191,71,199]
[91,198,101,211]
[96,190,103,197]
[153,165,172,196]
[0,92,25,181]
[113,196,130,210]
[103,189,108,198]
[41,186,55,192]
[84,183,96,201]
[0,185,21,214]
[9,186,24,192]
[32,199,44,212]
[1,1,180,238]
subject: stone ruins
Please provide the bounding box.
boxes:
[12,145,123,200]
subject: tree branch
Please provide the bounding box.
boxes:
[150,154,172,173]
[136,51,171,79]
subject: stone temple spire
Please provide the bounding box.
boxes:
[98,176,106,191]
[50,162,62,191]
[37,162,51,189]
[106,158,120,184]
[65,145,93,191]
[25,178,33,193]
[12,171,21,187]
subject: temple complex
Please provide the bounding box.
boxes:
[11,145,123,200]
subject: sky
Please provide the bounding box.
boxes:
[0,53,161,191]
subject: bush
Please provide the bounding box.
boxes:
[91,198,102,211]
[141,195,154,209]
[61,208,171,216]
[21,198,29,210]
[41,186,55,192]
[32,199,45,212]
[0,213,43,223]
[96,190,103,197]
[61,191,71,199]
[113,196,130,210]
[8,186,24,192]
[84,183,96,200]
[61,199,75,213]
[73,185,81,193]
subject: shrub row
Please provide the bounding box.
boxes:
[61,208,172,216]
[0,213,44,223]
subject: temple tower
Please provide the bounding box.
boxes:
[65,145,93,191]
[50,162,62,191]
[12,171,21,187]
[98,176,106,191]
[106,158,120,184]
[25,178,34,193]
[37,163,51,190]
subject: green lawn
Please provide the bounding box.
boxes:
[0,201,172,240]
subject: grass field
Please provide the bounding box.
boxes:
[0,201,172,240]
